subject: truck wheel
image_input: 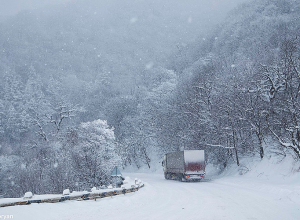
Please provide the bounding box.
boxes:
[178,174,185,182]
[164,172,170,180]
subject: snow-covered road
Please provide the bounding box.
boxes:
[2,173,300,220]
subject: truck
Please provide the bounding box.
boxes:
[163,150,205,181]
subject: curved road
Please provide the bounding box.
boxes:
[3,173,300,220]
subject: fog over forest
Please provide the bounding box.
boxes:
[1,0,300,198]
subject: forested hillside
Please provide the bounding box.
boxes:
[1,0,300,197]
[168,0,300,164]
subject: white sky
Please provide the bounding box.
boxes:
[0,0,248,17]
[0,0,72,16]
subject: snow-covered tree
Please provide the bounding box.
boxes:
[72,119,121,188]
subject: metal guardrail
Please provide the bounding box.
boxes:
[0,184,145,208]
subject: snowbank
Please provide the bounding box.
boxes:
[212,155,300,181]
[0,177,144,207]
